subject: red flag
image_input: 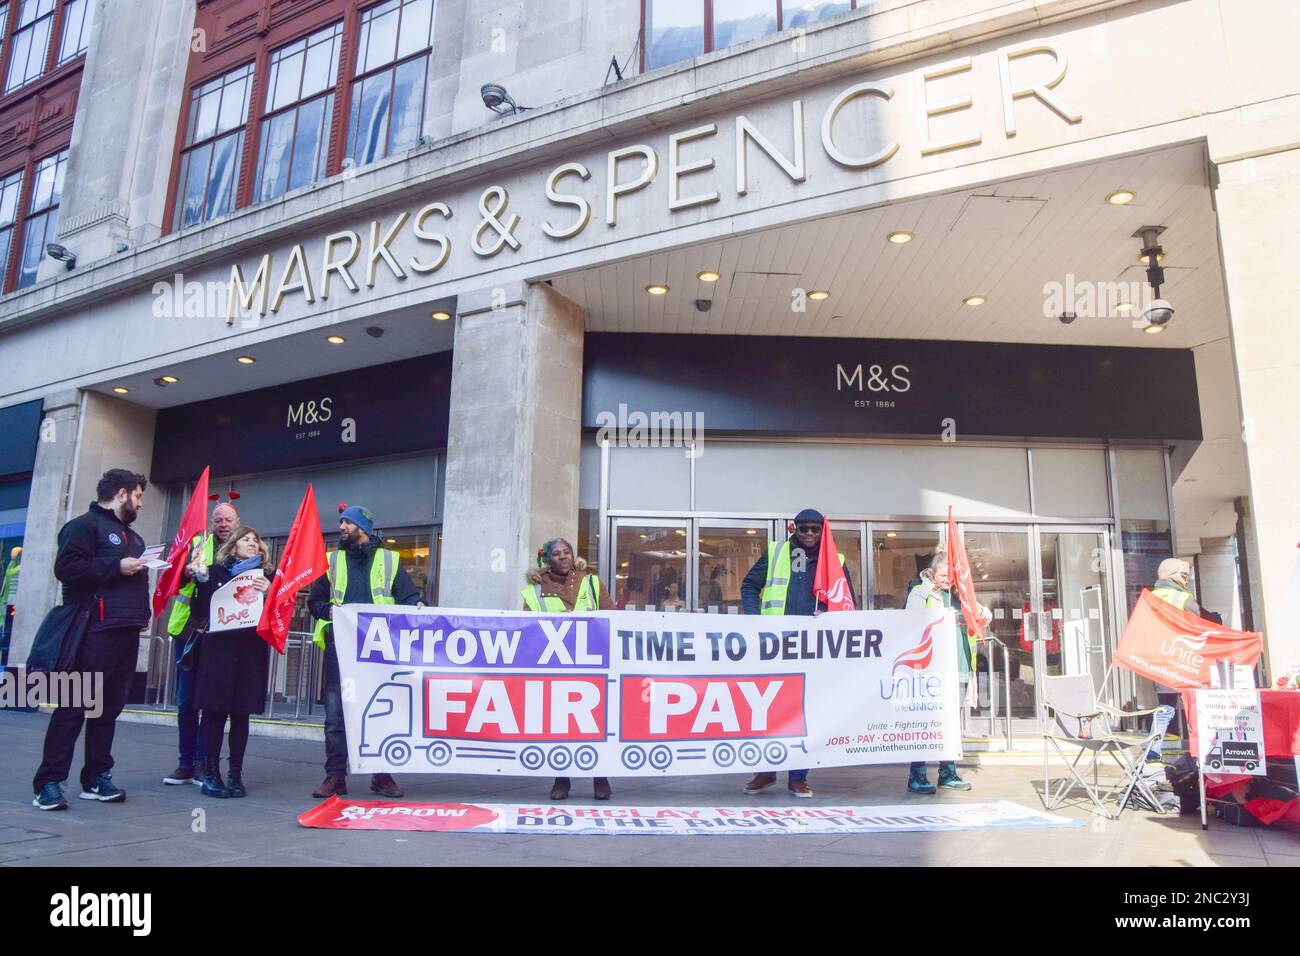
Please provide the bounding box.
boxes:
[813,518,856,611]
[1114,589,1263,690]
[152,467,210,618]
[257,484,328,654]
[946,506,987,638]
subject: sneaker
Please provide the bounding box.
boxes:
[191,762,206,786]
[907,769,937,795]
[163,765,195,785]
[937,772,972,791]
[743,772,778,794]
[225,771,247,798]
[200,773,229,799]
[79,772,126,802]
[788,780,813,798]
[33,782,68,811]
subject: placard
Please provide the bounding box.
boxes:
[1195,689,1267,776]
[208,571,265,633]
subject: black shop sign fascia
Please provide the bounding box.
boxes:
[151,352,452,484]
[581,334,1201,441]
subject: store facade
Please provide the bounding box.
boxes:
[1,0,1297,740]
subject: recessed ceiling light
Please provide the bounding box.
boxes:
[697,271,720,283]
[326,335,346,344]
[887,231,914,244]
[1115,302,1133,314]
[431,310,451,321]
[645,284,669,295]
[1143,323,1166,335]
[886,531,897,538]
[808,290,831,300]
[1106,189,1136,205]
[236,356,255,364]
[963,295,986,306]
[160,374,179,384]
[745,528,757,535]
[112,386,129,394]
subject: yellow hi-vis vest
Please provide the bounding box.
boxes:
[167,533,215,636]
[521,573,602,612]
[760,541,845,615]
[1152,585,1192,610]
[909,583,978,677]
[312,548,399,648]
[1,560,19,606]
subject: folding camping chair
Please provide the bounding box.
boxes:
[1041,674,1168,820]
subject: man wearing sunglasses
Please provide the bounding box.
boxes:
[739,508,854,798]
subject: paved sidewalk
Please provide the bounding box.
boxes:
[1,710,1297,867]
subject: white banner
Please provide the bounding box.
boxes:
[298,796,1079,835]
[208,571,265,633]
[1195,688,1267,776]
[331,605,962,777]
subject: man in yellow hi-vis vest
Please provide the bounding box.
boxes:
[1146,558,1201,762]
[307,505,421,799]
[739,508,855,798]
[162,500,239,786]
[1,546,20,668]
[522,537,614,801]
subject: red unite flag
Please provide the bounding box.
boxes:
[814,518,856,611]
[946,506,987,638]
[152,466,210,618]
[1114,588,1263,690]
[257,484,328,653]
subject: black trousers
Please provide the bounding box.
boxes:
[33,626,139,793]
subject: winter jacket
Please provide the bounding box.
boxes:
[53,502,149,633]
[740,539,855,616]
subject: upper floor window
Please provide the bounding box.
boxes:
[16,147,66,288]
[5,0,56,93]
[0,167,23,281]
[174,63,253,230]
[254,22,342,203]
[55,0,86,64]
[644,0,859,72]
[345,0,435,169]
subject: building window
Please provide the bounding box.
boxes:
[174,63,253,230]
[254,22,342,203]
[644,0,861,72]
[345,0,434,170]
[16,147,66,288]
[0,167,23,281]
[55,0,87,64]
[5,0,56,93]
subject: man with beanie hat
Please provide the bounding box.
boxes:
[738,507,854,797]
[308,504,422,798]
[1,546,19,667]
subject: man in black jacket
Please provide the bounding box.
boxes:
[33,469,151,811]
[307,505,422,799]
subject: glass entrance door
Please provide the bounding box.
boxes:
[1037,527,1115,699]
[696,519,770,613]
[610,518,690,610]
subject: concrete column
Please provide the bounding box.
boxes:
[44,0,196,276]
[1195,536,1241,631]
[9,391,160,669]
[9,392,81,668]
[1210,117,1300,675]
[439,281,585,609]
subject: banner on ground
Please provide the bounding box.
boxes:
[331,605,961,777]
[298,796,1080,835]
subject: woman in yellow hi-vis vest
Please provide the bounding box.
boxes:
[522,537,614,801]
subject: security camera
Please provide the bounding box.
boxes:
[694,299,712,313]
[365,326,384,338]
[46,242,76,269]
[1059,312,1077,325]
[1142,299,1175,326]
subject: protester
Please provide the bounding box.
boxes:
[308,505,421,799]
[32,470,150,811]
[183,526,272,798]
[903,549,988,794]
[1,545,19,668]
[1146,557,1200,762]
[162,500,240,786]
[739,508,853,798]
[522,537,615,801]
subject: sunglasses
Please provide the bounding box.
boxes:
[795,524,822,534]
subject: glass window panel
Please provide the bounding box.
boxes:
[255,111,295,201]
[614,523,688,611]
[781,1,850,29]
[386,55,426,154]
[58,0,89,63]
[697,523,769,613]
[204,132,242,220]
[177,145,209,228]
[396,0,434,59]
[0,231,11,282]
[713,0,777,51]
[347,71,391,167]
[1115,448,1172,615]
[870,528,941,610]
[1040,530,1113,697]
[268,46,304,112]
[577,507,600,577]
[192,84,221,143]
[0,171,22,224]
[5,28,34,91]
[216,69,252,135]
[287,95,330,191]
[646,0,704,71]
[358,0,400,74]
[301,25,341,98]
[828,520,861,606]
[378,532,433,603]
[1031,448,1110,519]
[608,445,691,511]
[963,530,1035,719]
[17,208,52,287]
